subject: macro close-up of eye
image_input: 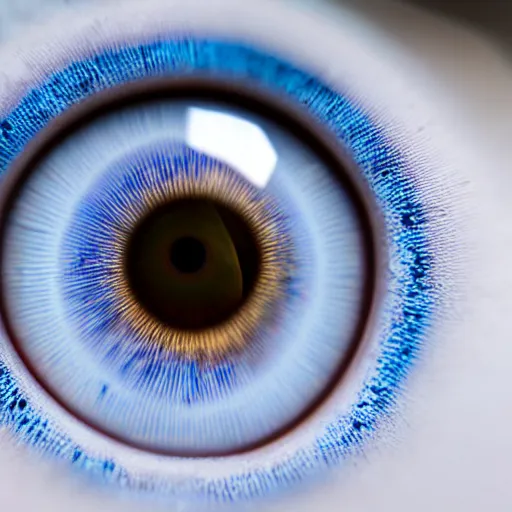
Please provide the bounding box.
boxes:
[0,1,511,511]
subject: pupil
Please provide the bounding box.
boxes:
[170,236,206,274]
[125,199,260,330]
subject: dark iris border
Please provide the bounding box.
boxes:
[0,75,377,457]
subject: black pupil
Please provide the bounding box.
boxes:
[125,199,260,329]
[170,236,206,274]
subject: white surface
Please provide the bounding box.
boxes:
[186,108,278,188]
[0,0,510,511]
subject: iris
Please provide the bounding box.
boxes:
[0,85,372,455]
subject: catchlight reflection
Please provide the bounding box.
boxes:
[186,107,278,188]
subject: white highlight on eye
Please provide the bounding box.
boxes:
[186,107,278,188]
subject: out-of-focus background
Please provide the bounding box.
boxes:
[410,0,512,48]
[1,0,511,49]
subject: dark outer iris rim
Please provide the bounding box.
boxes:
[0,75,385,458]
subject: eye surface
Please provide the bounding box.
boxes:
[0,0,510,511]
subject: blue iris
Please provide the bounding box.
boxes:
[0,38,433,503]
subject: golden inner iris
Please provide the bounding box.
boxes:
[104,158,293,360]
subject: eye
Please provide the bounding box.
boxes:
[0,0,505,510]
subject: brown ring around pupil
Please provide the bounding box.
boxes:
[110,147,294,361]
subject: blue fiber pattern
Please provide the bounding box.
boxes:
[0,38,434,503]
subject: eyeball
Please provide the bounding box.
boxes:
[0,0,468,508]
